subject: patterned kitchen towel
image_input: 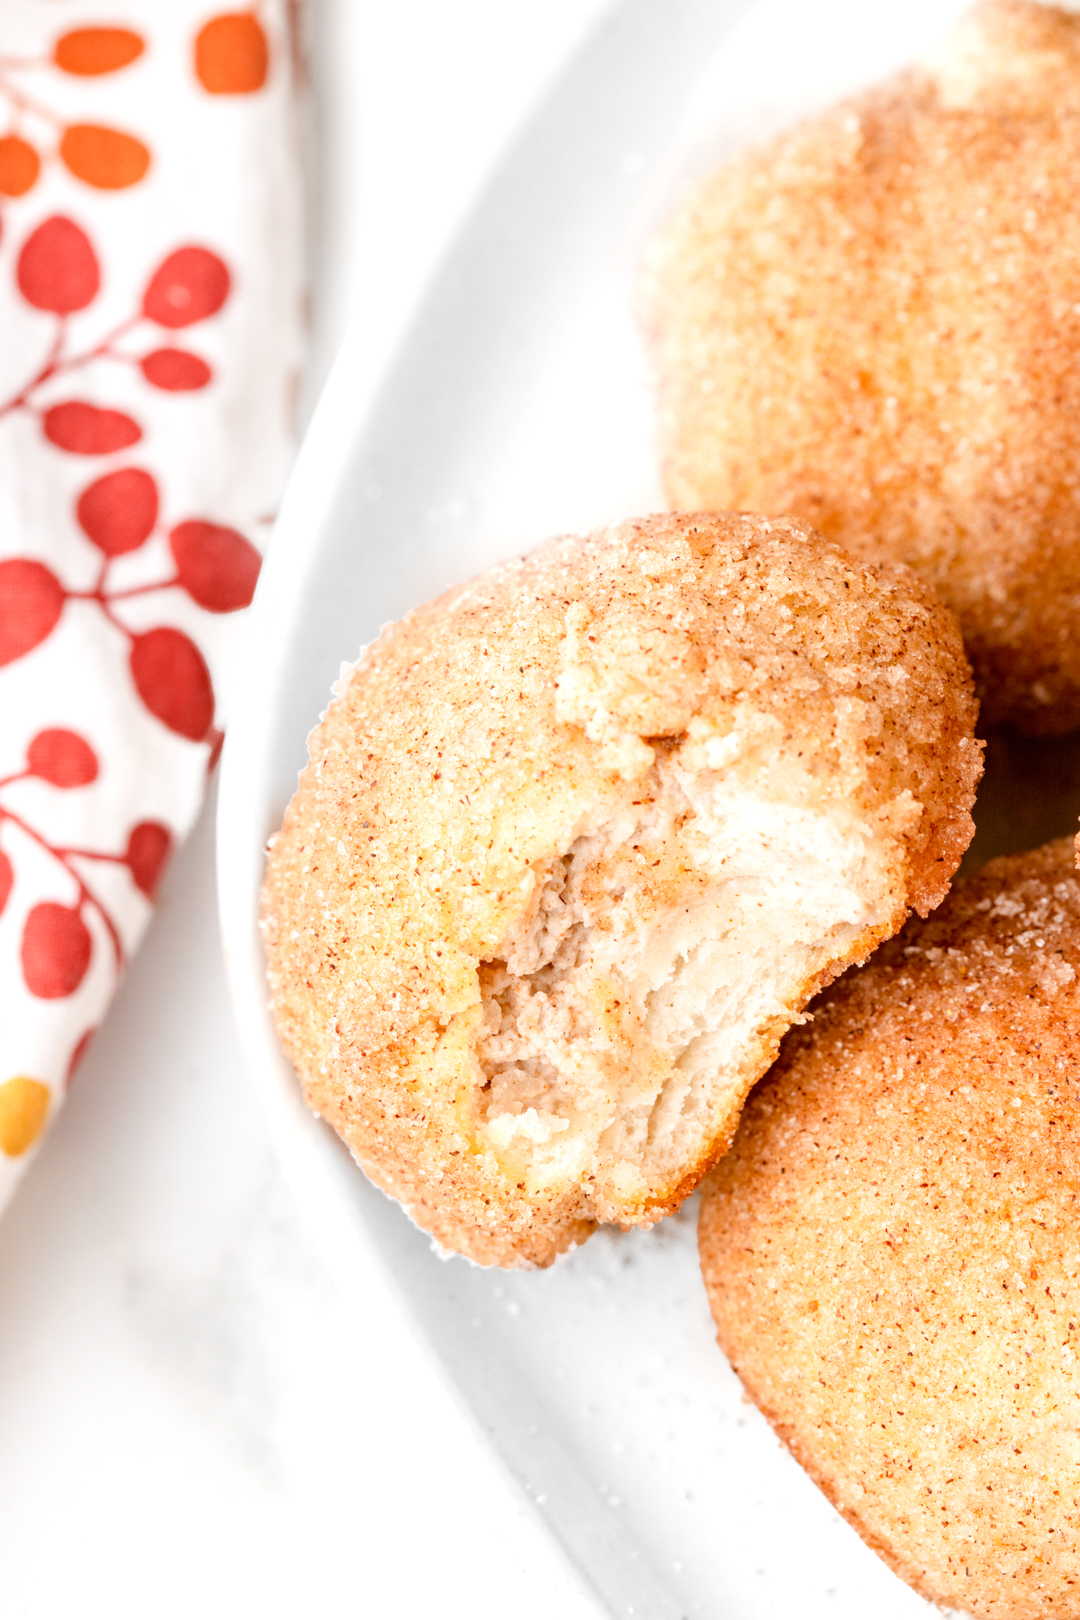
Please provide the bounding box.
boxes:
[0,2,304,1205]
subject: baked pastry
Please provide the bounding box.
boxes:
[644,0,1080,733]
[700,838,1080,1619]
[262,511,980,1267]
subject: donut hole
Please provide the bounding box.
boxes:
[474,743,906,1223]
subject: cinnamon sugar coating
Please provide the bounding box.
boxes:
[700,838,1080,1619]
[262,512,979,1268]
[645,0,1080,732]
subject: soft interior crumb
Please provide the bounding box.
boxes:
[473,741,899,1219]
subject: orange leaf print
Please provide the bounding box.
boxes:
[0,1078,50,1157]
[194,13,268,95]
[0,136,40,197]
[54,28,145,77]
[60,125,151,190]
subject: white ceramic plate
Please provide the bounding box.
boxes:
[215,2,1049,1614]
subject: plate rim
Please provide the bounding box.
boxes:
[216,2,773,1615]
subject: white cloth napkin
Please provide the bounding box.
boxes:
[0,1,304,1208]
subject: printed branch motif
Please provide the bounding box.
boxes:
[0,6,275,1033]
[0,214,260,747]
[0,212,261,1004]
[0,3,280,1131]
[7,218,227,432]
[0,29,150,196]
[0,727,172,1000]
[0,12,271,200]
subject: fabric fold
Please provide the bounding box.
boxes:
[0,0,305,1208]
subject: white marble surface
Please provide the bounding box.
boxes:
[0,4,614,1615]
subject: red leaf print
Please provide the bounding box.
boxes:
[125,821,172,897]
[142,248,230,329]
[170,521,260,612]
[140,349,212,391]
[130,627,214,740]
[0,136,40,198]
[60,126,150,191]
[44,402,142,455]
[17,217,100,314]
[0,850,12,919]
[54,28,145,76]
[26,728,98,788]
[21,902,92,999]
[0,558,65,665]
[76,468,158,555]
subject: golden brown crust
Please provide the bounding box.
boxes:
[700,837,1080,1619]
[644,0,1080,733]
[263,511,979,1267]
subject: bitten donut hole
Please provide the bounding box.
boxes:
[473,741,905,1223]
[264,510,980,1265]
